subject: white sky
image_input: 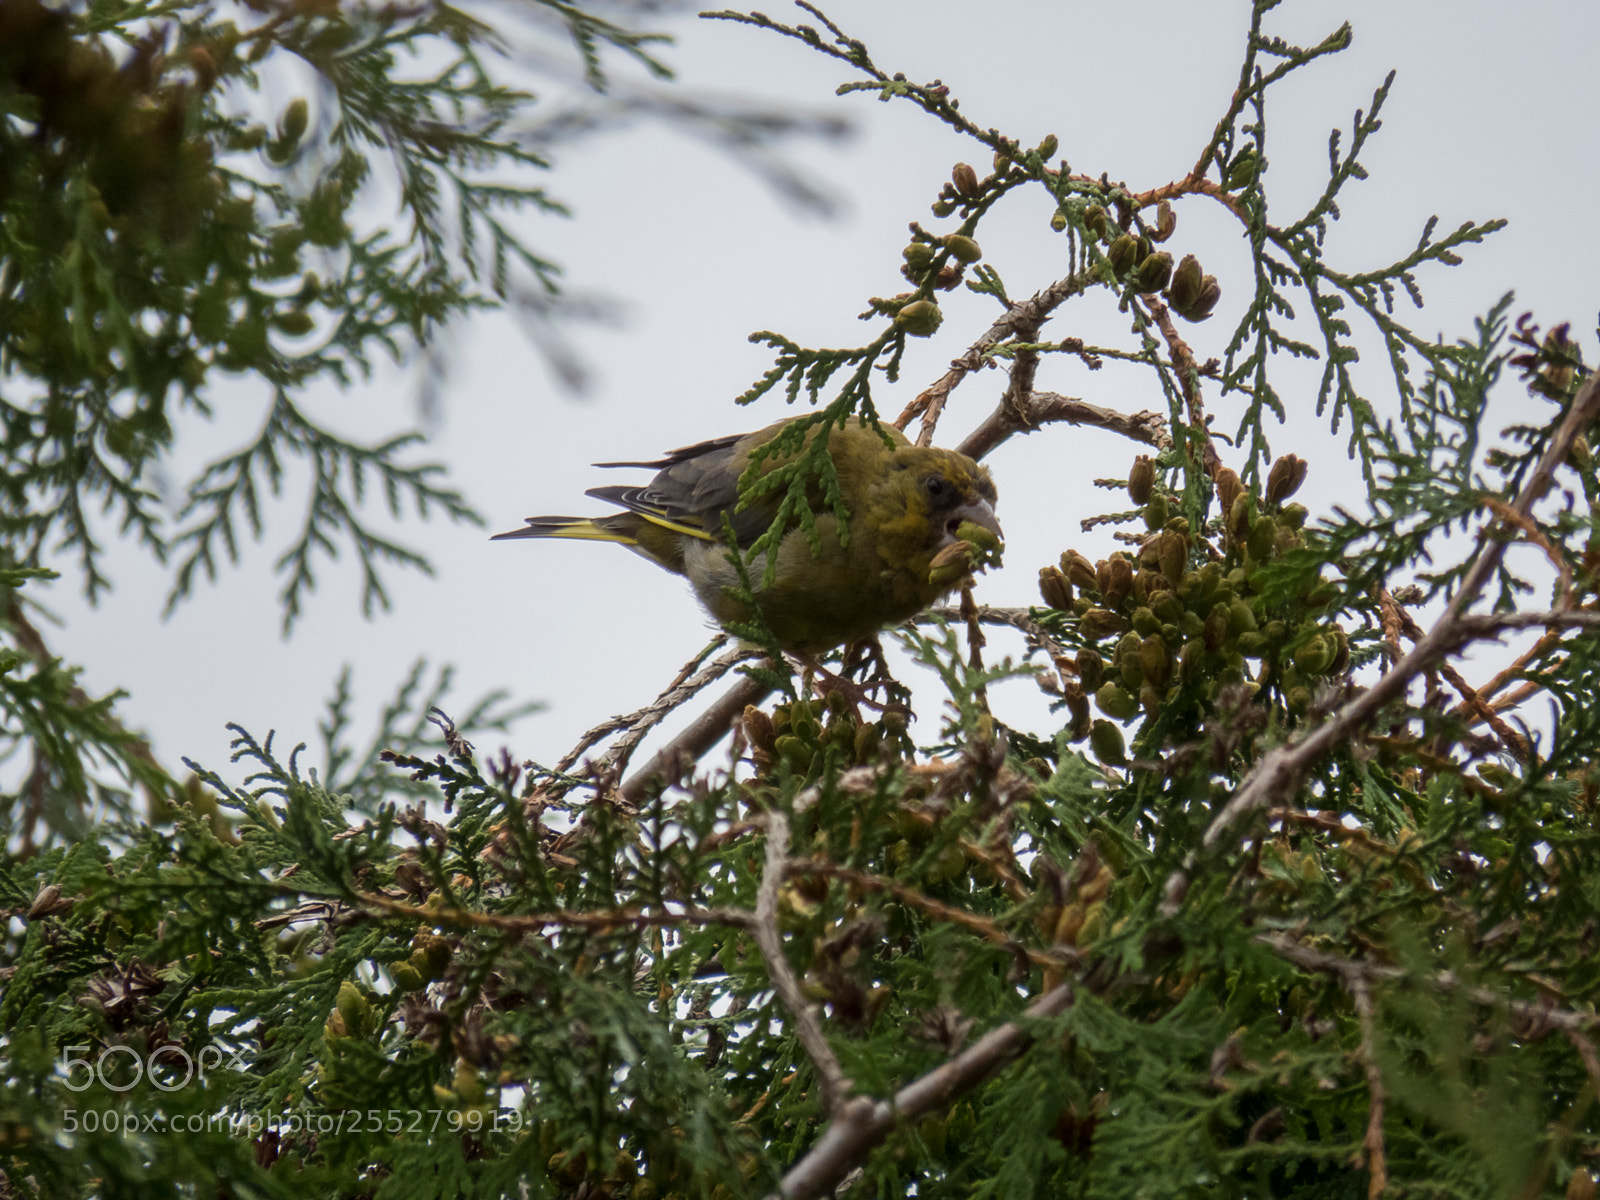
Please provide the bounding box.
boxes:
[39,1,1600,797]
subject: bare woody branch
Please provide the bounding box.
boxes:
[1349,975,1389,1200]
[753,812,851,1115]
[619,666,776,805]
[772,982,1076,1200]
[1195,369,1600,854]
[357,890,753,936]
[959,390,1169,463]
[1141,294,1220,476]
[584,642,754,782]
[894,271,1094,445]
[556,638,742,774]
[1260,933,1600,1036]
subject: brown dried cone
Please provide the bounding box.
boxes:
[1134,251,1173,294]
[1535,324,1579,399]
[1107,234,1140,276]
[1266,454,1309,503]
[951,162,980,198]
[1101,556,1135,608]
[1076,648,1105,692]
[1062,549,1099,591]
[1180,275,1222,322]
[1127,456,1156,504]
[189,45,219,91]
[1213,465,1245,519]
[744,705,777,771]
[1038,566,1074,611]
[1061,680,1091,739]
[1149,199,1176,242]
[1168,253,1204,311]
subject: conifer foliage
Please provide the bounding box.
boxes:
[3,3,1599,1199]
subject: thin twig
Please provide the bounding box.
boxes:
[1260,933,1600,1035]
[556,638,737,773]
[1143,295,1220,476]
[788,859,1056,966]
[771,981,1076,1200]
[1378,590,1531,760]
[959,390,1168,463]
[1192,370,1600,857]
[619,667,777,805]
[753,812,851,1115]
[894,272,1094,445]
[357,889,752,935]
[1452,627,1566,714]
[1568,1028,1600,1101]
[925,604,1068,656]
[586,643,752,781]
[1349,975,1388,1199]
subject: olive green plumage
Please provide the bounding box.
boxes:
[492,416,1002,653]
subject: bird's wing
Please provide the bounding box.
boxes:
[589,426,780,547]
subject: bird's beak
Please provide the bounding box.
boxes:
[940,498,1003,547]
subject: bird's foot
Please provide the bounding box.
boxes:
[793,647,908,723]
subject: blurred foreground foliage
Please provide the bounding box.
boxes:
[4,3,1600,1199]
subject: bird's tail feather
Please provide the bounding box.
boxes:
[489,517,635,545]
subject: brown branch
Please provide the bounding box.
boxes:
[1144,295,1220,476]
[926,603,1065,651]
[1453,628,1566,713]
[1482,496,1574,608]
[1132,173,1246,223]
[894,272,1093,445]
[1378,590,1532,760]
[1349,975,1388,1199]
[753,812,851,1115]
[356,890,751,936]
[1449,609,1600,639]
[1192,369,1600,857]
[556,638,738,773]
[585,643,751,781]
[958,390,1168,463]
[1375,587,1405,667]
[1568,1028,1600,1102]
[789,860,1058,968]
[771,982,1076,1200]
[1260,933,1600,1035]
[619,667,777,806]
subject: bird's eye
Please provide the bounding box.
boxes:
[923,474,947,500]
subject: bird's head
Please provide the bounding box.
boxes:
[870,445,1002,582]
[898,446,1001,547]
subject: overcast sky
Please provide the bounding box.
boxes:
[41,0,1600,798]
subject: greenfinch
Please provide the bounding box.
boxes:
[492,416,1002,653]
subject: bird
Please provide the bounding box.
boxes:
[491,415,1002,654]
